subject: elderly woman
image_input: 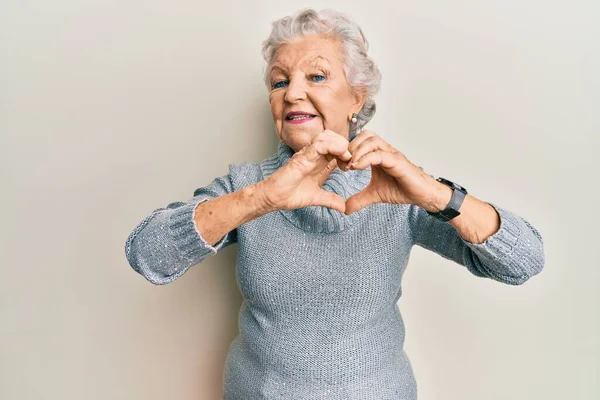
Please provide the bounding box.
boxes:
[125,8,544,400]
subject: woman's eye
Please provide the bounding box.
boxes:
[272,80,288,89]
[271,75,324,89]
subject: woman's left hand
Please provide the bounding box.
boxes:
[344,130,447,215]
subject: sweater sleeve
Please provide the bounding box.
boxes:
[124,171,238,285]
[408,201,545,285]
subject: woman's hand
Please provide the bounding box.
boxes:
[263,130,353,213]
[344,130,444,215]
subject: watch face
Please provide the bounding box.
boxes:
[437,177,467,194]
[454,183,467,193]
[437,177,452,186]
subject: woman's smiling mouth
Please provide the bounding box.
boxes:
[285,111,317,124]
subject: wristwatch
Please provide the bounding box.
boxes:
[426,177,468,222]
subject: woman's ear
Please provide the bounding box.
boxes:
[351,89,367,114]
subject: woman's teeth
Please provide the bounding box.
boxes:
[288,115,314,120]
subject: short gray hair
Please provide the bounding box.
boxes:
[261,8,382,136]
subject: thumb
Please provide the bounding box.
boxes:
[345,188,378,215]
[313,190,347,213]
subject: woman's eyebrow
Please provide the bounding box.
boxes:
[268,66,288,83]
[269,64,287,78]
[272,55,330,69]
[269,56,331,79]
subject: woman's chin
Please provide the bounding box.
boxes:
[278,134,314,152]
[278,120,329,149]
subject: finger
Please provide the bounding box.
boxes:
[314,190,347,213]
[337,159,350,172]
[348,129,375,154]
[319,129,353,162]
[351,150,398,171]
[320,126,350,146]
[313,138,352,163]
[345,187,380,215]
[300,131,351,171]
[325,153,350,171]
[350,135,394,166]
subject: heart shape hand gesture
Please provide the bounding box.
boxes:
[262,129,445,215]
[343,129,443,215]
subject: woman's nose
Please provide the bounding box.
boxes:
[284,78,308,103]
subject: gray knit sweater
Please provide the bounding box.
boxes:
[125,140,545,399]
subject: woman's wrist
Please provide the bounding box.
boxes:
[250,181,282,214]
[418,179,453,213]
[431,182,454,212]
[417,179,501,244]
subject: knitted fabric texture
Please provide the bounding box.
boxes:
[125,140,545,399]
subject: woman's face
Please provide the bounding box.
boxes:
[268,34,366,152]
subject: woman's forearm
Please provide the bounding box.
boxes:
[193,182,277,246]
[429,183,501,244]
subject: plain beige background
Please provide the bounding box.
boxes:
[1,0,598,399]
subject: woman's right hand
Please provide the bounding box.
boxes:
[262,130,353,213]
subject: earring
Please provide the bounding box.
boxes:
[350,113,358,123]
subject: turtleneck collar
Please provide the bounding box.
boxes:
[259,140,372,234]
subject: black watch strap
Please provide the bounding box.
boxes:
[426,177,468,222]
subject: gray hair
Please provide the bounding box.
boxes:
[261,8,382,136]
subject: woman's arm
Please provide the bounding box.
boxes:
[425,183,502,244]
[124,167,274,285]
[408,184,545,285]
[193,181,274,247]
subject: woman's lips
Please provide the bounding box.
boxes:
[285,115,317,124]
